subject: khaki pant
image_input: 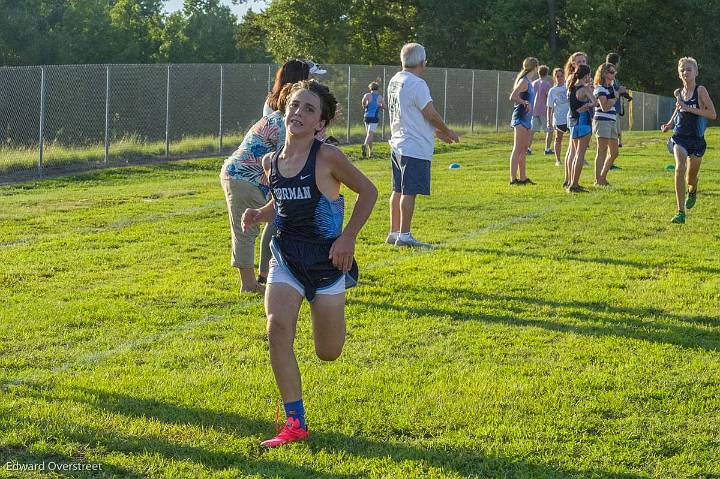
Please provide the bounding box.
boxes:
[221,178,268,269]
[593,120,619,139]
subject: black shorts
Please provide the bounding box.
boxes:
[391,151,431,196]
[271,235,358,301]
[555,124,568,133]
[364,116,379,124]
[670,135,707,158]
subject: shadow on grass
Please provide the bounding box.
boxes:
[351,283,720,351]
[452,245,720,275]
[7,385,645,479]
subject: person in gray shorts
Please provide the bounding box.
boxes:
[386,43,459,248]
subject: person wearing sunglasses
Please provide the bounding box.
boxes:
[592,63,626,186]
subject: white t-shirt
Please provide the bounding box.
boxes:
[387,70,435,161]
[547,85,569,127]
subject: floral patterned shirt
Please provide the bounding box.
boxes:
[220,111,286,198]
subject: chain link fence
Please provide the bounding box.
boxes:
[0,63,675,183]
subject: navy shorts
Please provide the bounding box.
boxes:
[270,236,358,302]
[364,116,379,124]
[670,135,707,158]
[391,151,431,196]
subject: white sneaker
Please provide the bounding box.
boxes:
[394,233,432,248]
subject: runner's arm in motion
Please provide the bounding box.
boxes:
[679,86,717,120]
[361,93,370,108]
[660,107,680,133]
[240,152,277,232]
[320,146,378,272]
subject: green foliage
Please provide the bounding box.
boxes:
[234,10,273,63]
[158,0,239,63]
[109,0,165,63]
[1,0,719,99]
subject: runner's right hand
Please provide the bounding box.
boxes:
[241,208,262,233]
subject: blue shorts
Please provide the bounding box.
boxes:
[570,124,591,139]
[670,135,706,158]
[270,236,358,302]
[364,116,379,124]
[510,114,532,129]
[391,151,431,196]
[511,104,532,129]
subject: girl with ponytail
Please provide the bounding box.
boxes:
[566,64,597,192]
[509,57,539,185]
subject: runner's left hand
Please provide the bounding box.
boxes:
[329,234,356,272]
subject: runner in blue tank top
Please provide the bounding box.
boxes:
[661,57,716,224]
[361,82,384,158]
[242,80,377,448]
[509,57,539,185]
[566,64,597,193]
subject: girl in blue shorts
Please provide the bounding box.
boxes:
[566,64,597,193]
[509,57,539,185]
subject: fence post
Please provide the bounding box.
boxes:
[165,65,171,159]
[470,70,475,133]
[656,94,660,129]
[104,65,110,164]
[642,92,646,131]
[267,64,272,94]
[219,65,224,152]
[495,71,500,133]
[346,65,351,144]
[38,66,46,177]
[382,66,386,140]
[443,68,448,123]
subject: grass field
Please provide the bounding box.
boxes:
[1,129,719,478]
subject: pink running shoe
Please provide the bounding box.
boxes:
[260,417,309,448]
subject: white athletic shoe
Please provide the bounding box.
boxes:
[385,232,398,244]
[394,233,432,248]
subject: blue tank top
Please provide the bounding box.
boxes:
[674,85,707,138]
[270,139,344,244]
[514,76,535,116]
[365,91,381,118]
[569,85,591,125]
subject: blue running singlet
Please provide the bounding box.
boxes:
[670,85,707,157]
[269,140,358,300]
[510,76,535,129]
[364,91,381,122]
[568,85,592,139]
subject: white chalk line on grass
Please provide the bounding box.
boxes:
[5,169,671,387]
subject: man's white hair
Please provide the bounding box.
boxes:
[401,43,426,68]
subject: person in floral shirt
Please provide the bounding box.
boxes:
[220,85,291,293]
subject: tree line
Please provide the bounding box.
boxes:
[1,0,718,100]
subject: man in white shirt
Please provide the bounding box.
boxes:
[386,43,459,248]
